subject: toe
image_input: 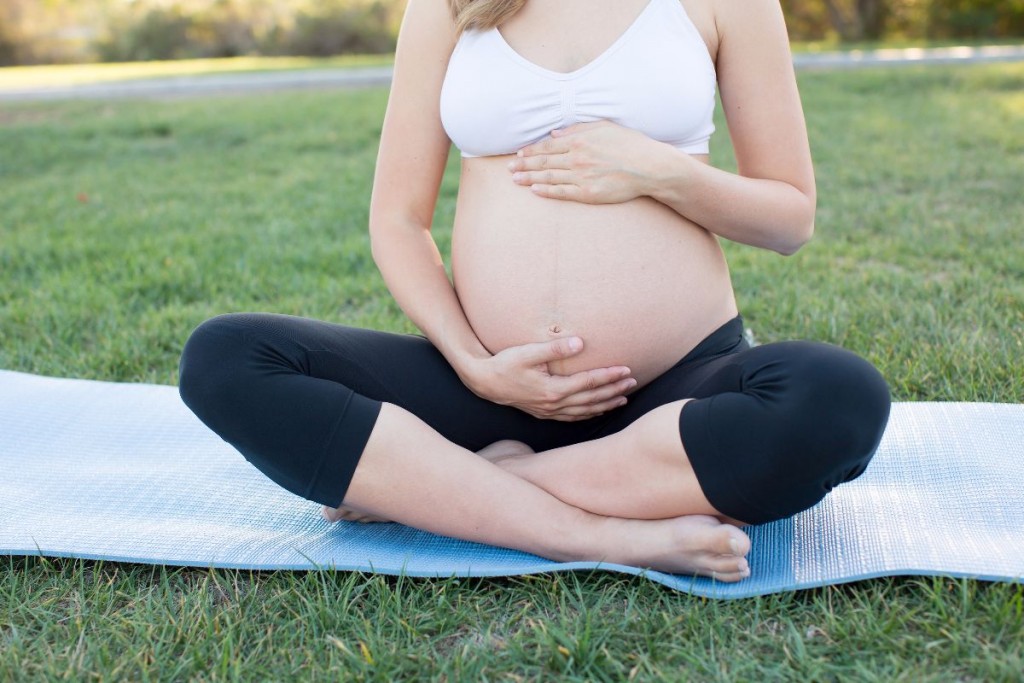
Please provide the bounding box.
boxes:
[704,554,749,575]
[709,567,751,583]
[714,526,751,557]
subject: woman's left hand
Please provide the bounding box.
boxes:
[508,120,660,204]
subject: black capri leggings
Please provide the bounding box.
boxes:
[178,312,891,525]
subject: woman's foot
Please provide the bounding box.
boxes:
[321,505,751,580]
[321,505,390,523]
[322,440,537,524]
[476,439,535,463]
[602,513,752,581]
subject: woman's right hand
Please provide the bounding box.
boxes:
[461,337,637,421]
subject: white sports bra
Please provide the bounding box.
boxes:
[439,0,717,158]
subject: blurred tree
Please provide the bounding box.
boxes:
[1,0,1023,66]
[780,0,831,39]
[822,0,889,40]
[928,0,1024,37]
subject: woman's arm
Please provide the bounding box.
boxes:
[642,0,816,255]
[507,0,815,256]
[368,0,489,372]
[370,0,635,419]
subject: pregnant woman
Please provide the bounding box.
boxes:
[179,0,891,582]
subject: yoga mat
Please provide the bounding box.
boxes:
[1,369,1022,599]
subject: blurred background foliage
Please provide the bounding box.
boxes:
[0,0,402,66]
[782,0,1024,41]
[0,0,1022,66]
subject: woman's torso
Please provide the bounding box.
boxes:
[445,0,737,389]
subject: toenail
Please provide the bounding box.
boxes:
[729,538,740,554]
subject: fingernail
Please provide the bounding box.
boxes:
[567,338,582,352]
[512,172,525,181]
[627,379,637,388]
[507,161,516,171]
[516,150,524,157]
[617,398,628,407]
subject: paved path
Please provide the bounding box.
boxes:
[1,44,1022,102]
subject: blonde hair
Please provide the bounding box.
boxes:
[448,0,526,36]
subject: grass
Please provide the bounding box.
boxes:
[1,63,1023,679]
[1,37,1020,92]
[0,54,395,92]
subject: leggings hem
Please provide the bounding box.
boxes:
[305,392,382,508]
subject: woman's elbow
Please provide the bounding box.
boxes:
[773,194,816,256]
[774,219,815,256]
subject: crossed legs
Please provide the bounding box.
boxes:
[323,401,752,581]
[180,313,889,583]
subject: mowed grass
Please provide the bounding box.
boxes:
[0,54,396,92]
[1,63,1023,679]
[0,39,1019,92]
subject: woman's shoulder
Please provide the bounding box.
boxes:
[681,0,792,66]
[678,0,720,63]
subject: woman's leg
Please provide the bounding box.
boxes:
[326,439,535,522]
[178,313,751,579]
[481,342,892,526]
[178,312,577,506]
[340,401,750,579]
[480,400,723,520]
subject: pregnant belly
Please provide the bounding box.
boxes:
[451,155,738,389]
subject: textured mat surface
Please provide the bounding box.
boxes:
[1,369,1022,599]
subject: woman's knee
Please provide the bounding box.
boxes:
[704,343,891,524]
[779,343,890,469]
[752,343,891,520]
[177,313,269,416]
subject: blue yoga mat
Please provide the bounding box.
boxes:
[1,369,1022,599]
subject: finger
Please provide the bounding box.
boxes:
[511,152,571,172]
[512,169,575,187]
[509,336,585,366]
[546,413,595,422]
[530,183,586,202]
[557,377,637,408]
[546,366,632,397]
[517,136,570,158]
[553,395,631,418]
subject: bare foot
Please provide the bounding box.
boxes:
[605,514,752,581]
[321,505,390,523]
[475,439,535,463]
[321,440,537,524]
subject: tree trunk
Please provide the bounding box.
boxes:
[858,0,887,40]
[822,0,861,40]
[823,0,888,41]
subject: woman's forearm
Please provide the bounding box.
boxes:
[641,144,816,256]
[370,220,491,377]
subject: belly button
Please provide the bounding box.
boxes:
[548,324,562,335]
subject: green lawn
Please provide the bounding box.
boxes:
[1,38,1020,92]
[1,63,1022,679]
[0,54,395,92]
